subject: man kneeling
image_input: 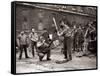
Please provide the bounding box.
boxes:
[37,36,51,61]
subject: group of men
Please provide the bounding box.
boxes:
[17,28,51,61]
[17,20,96,62]
[72,21,97,57]
[57,20,96,61]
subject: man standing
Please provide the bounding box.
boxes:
[17,31,29,60]
[29,28,38,57]
[73,25,77,52]
[57,21,73,61]
[83,22,96,56]
[76,26,84,57]
[77,26,84,52]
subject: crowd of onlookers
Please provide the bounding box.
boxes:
[72,21,97,57]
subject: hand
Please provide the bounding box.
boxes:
[57,32,60,36]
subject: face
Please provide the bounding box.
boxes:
[61,21,65,25]
[60,25,64,30]
[88,23,91,27]
[32,29,35,32]
[74,25,76,29]
[79,26,81,29]
[21,31,24,35]
[40,36,44,41]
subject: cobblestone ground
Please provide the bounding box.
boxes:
[16,46,97,73]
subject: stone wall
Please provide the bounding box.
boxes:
[16,4,96,35]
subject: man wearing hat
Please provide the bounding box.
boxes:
[17,31,29,60]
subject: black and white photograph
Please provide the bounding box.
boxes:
[11,1,97,74]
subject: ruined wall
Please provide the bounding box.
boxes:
[16,4,95,35]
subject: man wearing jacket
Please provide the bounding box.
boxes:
[17,31,29,60]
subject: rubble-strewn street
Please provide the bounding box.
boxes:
[16,46,97,73]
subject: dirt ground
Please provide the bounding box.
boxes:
[16,46,97,73]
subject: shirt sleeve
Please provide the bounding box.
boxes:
[17,34,21,39]
[29,33,32,39]
[17,35,21,46]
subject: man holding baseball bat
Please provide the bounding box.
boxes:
[53,17,73,62]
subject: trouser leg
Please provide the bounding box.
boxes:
[31,41,35,57]
[67,37,72,60]
[32,46,34,57]
[23,45,28,58]
[63,37,67,59]
[64,50,67,59]
[34,42,37,52]
[32,41,37,57]
[19,45,23,59]
[47,49,50,59]
[73,38,76,51]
